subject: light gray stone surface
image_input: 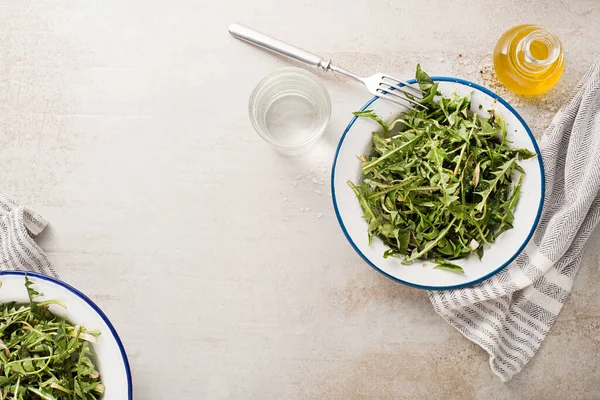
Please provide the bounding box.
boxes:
[1,0,599,398]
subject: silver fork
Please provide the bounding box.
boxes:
[229,24,426,111]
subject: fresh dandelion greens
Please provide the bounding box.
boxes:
[348,65,536,273]
[0,278,104,399]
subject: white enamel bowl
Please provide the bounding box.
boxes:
[331,77,544,290]
[0,271,132,399]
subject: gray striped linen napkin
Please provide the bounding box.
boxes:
[0,194,56,278]
[429,57,600,381]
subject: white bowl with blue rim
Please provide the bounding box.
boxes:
[0,271,132,399]
[331,77,544,290]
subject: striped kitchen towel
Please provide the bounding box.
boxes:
[429,57,600,381]
[0,194,56,277]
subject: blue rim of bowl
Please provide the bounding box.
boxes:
[331,76,545,290]
[0,271,133,398]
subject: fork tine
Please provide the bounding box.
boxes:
[381,75,425,95]
[378,82,422,101]
[377,87,428,110]
[375,92,417,111]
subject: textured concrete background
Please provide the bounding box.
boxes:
[1,0,599,398]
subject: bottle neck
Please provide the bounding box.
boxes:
[516,27,561,73]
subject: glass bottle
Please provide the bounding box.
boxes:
[493,25,564,96]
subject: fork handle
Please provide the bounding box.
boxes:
[229,23,331,70]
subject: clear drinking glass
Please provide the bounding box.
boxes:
[249,67,331,156]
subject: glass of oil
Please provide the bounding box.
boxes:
[493,24,564,95]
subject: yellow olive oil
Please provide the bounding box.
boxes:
[493,24,564,95]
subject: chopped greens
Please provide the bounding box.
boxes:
[348,65,536,272]
[0,278,104,399]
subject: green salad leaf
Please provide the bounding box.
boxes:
[348,65,536,272]
[433,259,465,274]
[0,277,104,399]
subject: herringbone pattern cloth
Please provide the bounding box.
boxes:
[0,194,56,278]
[430,58,600,381]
